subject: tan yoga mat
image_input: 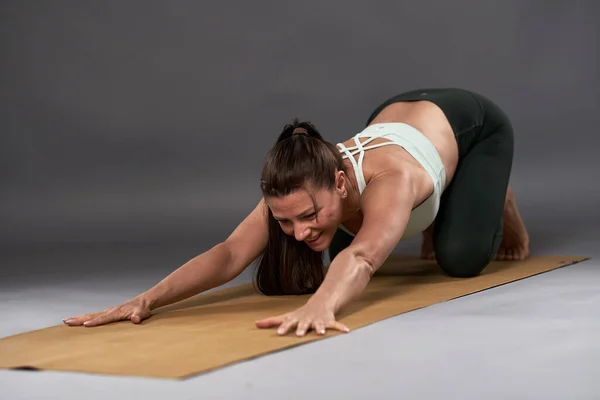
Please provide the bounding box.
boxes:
[0,254,590,379]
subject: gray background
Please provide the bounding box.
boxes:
[1,1,599,399]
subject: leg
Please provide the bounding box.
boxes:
[421,185,530,261]
[433,122,514,277]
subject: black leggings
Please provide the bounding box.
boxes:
[328,88,514,277]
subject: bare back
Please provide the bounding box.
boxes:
[341,102,458,188]
[337,101,460,233]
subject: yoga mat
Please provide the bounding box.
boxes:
[0,254,589,380]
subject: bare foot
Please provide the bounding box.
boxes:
[420,223,435,260]
[495,187,530,261]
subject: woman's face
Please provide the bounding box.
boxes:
[266,185,345,252]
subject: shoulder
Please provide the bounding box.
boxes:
[348,170,419,269]
[360,169,420,210]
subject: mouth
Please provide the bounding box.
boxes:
[306,232,322,243]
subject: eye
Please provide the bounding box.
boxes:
[304,213,317,220]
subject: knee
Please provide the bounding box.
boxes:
[434,240,493,278]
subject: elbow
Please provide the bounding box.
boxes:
[343,242,382,277]
[332,247,376,280]
[354,252,377,278]
[215,241,244,280]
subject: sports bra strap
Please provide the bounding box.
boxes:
[336,137,401,193]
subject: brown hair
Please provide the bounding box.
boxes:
[255,118,347,296]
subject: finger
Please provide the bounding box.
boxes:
[63,317,85,325]
[63,312,102,326]
[130,312,143,324]
[326,321,350,333]
[83,309,124,327]
[277,319,297,336]
[63,314,91,325]
[83,315,114,327]
[313,321,326,335]
[296,320,312,337]
[255,315,285,329]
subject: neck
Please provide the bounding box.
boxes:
[341,171,361,222]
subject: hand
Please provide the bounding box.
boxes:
[62,297,152,327]
[255,302,350,337]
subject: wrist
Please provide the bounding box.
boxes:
[308,290,338,313]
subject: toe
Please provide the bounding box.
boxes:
[519,247,527,260]
[497,249,505,261]
[508,249,516,261]
[514,249,520,260]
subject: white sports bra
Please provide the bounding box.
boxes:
[336,122,447,240]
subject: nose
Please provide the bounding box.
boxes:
[294,224,312,241]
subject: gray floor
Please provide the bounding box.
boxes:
[1,206,599,399]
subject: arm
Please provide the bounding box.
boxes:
[307,171,418,314]
[65,198,270,327]
[141,198,270,310]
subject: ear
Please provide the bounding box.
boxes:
[335,170,347,194]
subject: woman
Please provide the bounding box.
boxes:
[63,88,530,337]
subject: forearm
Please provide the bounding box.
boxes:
[138,242,237,310]
[308,250,373,314]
